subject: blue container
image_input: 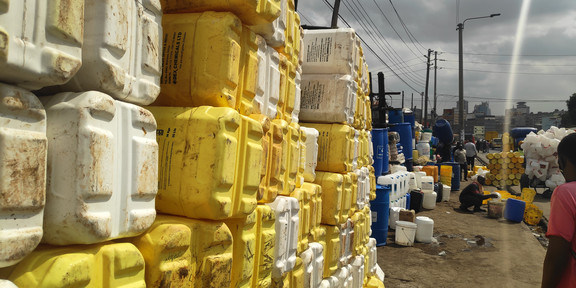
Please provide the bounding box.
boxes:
[371,128,389,176]
[441,162,461,191]
[504,198,526,223]
[388,108,404,124]
[405,193,411,210]
[403,112,416,137]
[371,185,391,246]
[433,118,454,145]
[390,123,413,160]
[511,127,537,149]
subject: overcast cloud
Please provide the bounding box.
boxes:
[297,0,576,116]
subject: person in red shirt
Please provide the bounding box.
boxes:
[542,133,576,287]
[458,175,498,212]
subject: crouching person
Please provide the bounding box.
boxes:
[459,176,498,212]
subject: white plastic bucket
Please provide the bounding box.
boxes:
[415,216,434,243]
[395,221,417,246]
[255,37,280,119]
[422,191,437,210]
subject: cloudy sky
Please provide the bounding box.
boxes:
[297,0,576,116]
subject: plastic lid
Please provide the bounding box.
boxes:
[377,175,394,185]
[395,221,417,228]
[415,216,434,224]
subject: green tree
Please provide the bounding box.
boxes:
[562,92,576,127]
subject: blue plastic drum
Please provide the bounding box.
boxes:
[371,128,389,176]
[388,108,404,124]
[370,185,391,246]
[433,118,454,145]
[441,162,461,191]
[403,111,416,138]
[390,123,413,160]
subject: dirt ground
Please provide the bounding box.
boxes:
[377,181,548,288]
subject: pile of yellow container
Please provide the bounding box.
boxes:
[485,152,525,187]
[0,1,386,288]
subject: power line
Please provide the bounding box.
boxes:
[444,52,576,57]
[320,0,424,92]
[442,67,576,75]
[387,0,428,52]
[341,0,427,85]
[443,59,576,67]
[299,11,315,25]
[437,93,567,102]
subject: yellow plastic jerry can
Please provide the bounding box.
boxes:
[149,106,262,220]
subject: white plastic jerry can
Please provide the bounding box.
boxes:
[339,218,353,266]
[301,242,324,288]
[351,255,365,288]
[367,238,378,276]
[59,0,163,105]
[42,91,158,245]
[335,264,353,288]
[266,196,299,279]
[302,28,359,77]
[0,84,47,268]
[299,74,358,125]
[0,0,83,90]
[251,0,287,48]
[301,127,319,183]
[255,38,281,119]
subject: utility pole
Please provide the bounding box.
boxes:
[424,49,432,127]
[331,0,341,28]
[434,51,438,119]
[420,92,424,123]
[411,93,414,109]
[401,91,404,108]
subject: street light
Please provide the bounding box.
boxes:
[457,13,501,141]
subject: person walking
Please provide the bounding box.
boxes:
[542,133,576,287]
[464,140,477,172]
[454,142,468,181]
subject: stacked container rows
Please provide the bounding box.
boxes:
[0,1,385,287]
[299,28,384,287]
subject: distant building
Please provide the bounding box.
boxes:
[505,102,531,127]
[537,109,564,130]
[442,108,454,126]
[473,101,492,117]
